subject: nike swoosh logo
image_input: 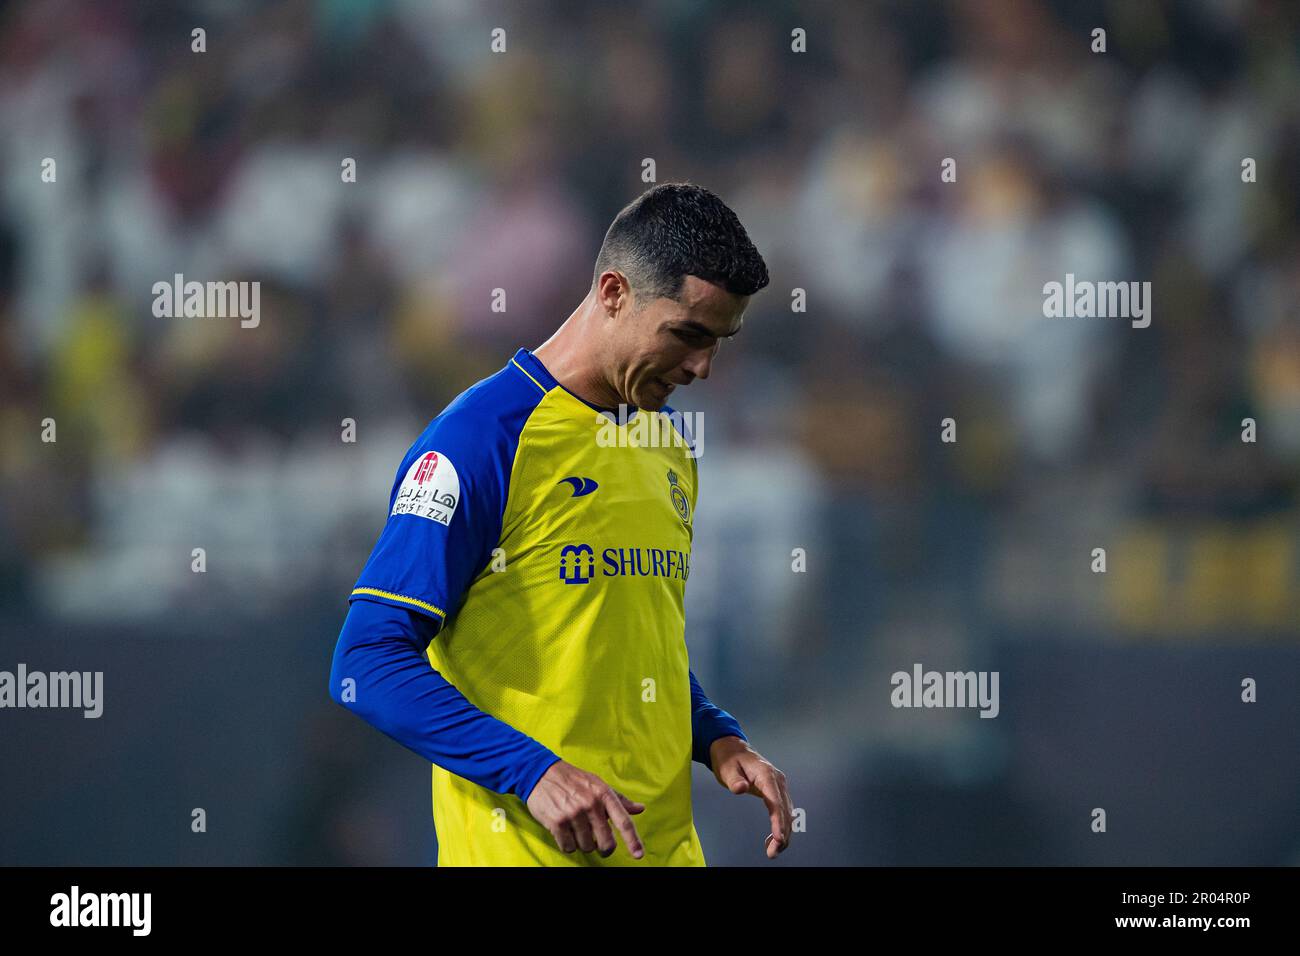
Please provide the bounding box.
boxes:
[558,477,599,497]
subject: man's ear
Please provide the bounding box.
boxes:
[598,270,634,317]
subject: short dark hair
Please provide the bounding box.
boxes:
[592,182,770,302]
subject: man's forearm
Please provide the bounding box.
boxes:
[329,598,560,801]
[688,669,747,770]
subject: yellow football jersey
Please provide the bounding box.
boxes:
[350,348,711,865]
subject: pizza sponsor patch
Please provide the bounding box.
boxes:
[392,451,460,525]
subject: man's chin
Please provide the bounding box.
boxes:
[634,387,671,412]
[637,378,676,411]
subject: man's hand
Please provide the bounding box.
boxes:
[709,736,793,859]
[525,760,646,859]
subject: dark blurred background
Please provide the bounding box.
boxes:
[1,0,1298,865]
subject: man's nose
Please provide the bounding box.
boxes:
[682,344,717,381]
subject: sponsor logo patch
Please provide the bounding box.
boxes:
[557,543,690,583]
[667,469,690,525]
[557,476,599,497]
[392,451,460,525]
[559,544,596,584]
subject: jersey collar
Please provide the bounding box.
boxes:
[512,347,641,418]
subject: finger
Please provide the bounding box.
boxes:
[750,769,789,853]
[765,833,780,859]
[570,810,597,854]
[605,791,645,859]
[587,802,618,857]
[552,820,577,854]
[768,769,794,850]
[616,791,647,814]
[777,774,795,847]
[719,762,750,795]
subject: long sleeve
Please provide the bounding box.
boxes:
[689,669,747,770]
[329,597,561,801]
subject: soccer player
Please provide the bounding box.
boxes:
[329,182,793,865]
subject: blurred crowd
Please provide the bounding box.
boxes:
[0,0,1298,863]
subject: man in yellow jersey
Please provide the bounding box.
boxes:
[330,182,793,865]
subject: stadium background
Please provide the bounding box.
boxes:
[1,0,1298,865]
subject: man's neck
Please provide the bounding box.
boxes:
[532,297,626,410]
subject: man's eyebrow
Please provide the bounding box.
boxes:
[673,320,736,339]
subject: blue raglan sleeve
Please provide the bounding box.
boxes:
[330,598,560,800]
[347,402,509,623]
[330,398,560,801]
[689,669,747,770]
